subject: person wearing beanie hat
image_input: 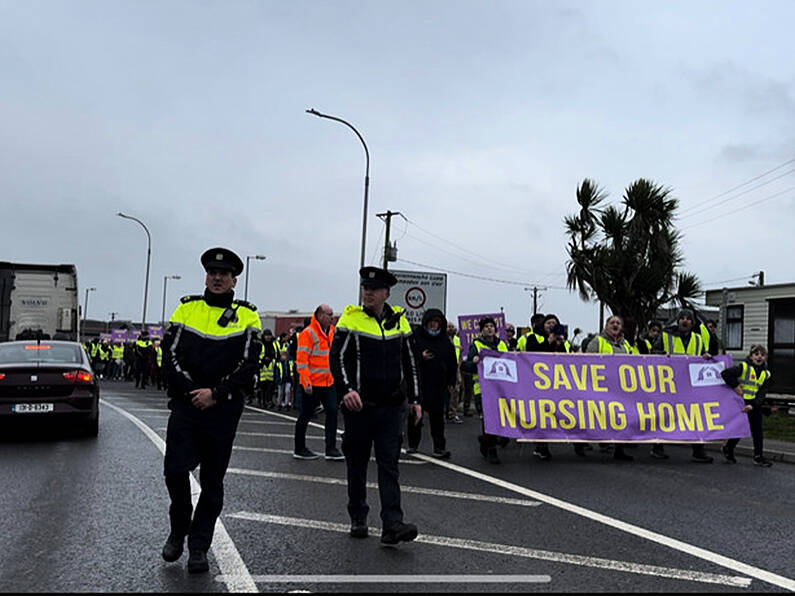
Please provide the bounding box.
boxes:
[650,307,714,463]
[461,317,508,464]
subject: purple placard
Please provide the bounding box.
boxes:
[128,329,141,341]
[147,325,164,339]
[111,329,128,342]
[457,312,507,358]
[479,352,750,442]
[99,332,112,342]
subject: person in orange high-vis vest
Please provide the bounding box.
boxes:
[293,304,343,461]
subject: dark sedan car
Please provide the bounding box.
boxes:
[0,340,99,436]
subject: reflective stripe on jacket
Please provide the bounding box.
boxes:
[297,316,335,388]
[161,295,262,403]
[661,331,703,355]
[596,335,631,354]
[259,360,274,381]
[739,361,770,401]
[329,303,420,406]
[517,332,545,351]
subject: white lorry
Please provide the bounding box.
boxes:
[0,262,79,342]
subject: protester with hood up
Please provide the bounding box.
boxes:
[407,309,458,459]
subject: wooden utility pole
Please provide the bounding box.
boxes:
[376,210,400,270]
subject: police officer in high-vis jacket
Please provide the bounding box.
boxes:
[160,248,262,573]
[330,266,422,546]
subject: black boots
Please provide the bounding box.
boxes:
[381,521,418,545]
[161,533,184,562]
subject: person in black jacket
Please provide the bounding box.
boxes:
[721,345,773,467]
[159,248,262,573]
[407,309,457,459]
[330,266,421,545]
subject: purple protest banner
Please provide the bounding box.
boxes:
[129,329,141,341]
[457,312,507,358]
[479,351,750,442]
[111,329,128,342]
[99,332,111,342]
[147,325,164,339]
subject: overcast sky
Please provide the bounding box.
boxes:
[2,0,794,336]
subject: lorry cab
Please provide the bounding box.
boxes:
[0,262,79,342]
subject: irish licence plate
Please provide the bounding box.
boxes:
[12,403,54,413]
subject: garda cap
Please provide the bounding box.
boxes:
[201,247,244,277]
[359,266,397,289]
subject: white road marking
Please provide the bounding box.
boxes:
[100,400,257,593]
[226,513,751,588]
[231,445,428,464]
[127,408,170,413]
[226,467,540,507]
[153,430,326,441]
[410,453,795,592]
[234,431,326,439]
[217,574,551,584]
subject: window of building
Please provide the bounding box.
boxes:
[725,305,744,350]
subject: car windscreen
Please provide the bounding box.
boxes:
[0,343,84,364]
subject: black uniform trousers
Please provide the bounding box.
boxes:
[341,402,403,527]
[163,400,243,552]
[135,357,149,388]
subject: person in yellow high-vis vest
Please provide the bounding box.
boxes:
[461,317,508,464]
[651,308,714,463]
[159,247,261,573]
[587,315,635,461]
[721,345,773,467]
[111,341,125,380]
[258,355,275,408]
[153,340,164,390]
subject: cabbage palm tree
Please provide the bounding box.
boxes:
[564,178,701,330]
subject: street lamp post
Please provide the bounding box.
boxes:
[306,108,370,296]
[161,275,181,327]
[82,287,96,341]
[117,212,152,331]
[244,255,267,301]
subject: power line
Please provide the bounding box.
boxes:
[395,258,568,289]
[679,156,795,215]
[679,170,795,220]
[401,215,562,278]
[701,275,755,287]
[682,186,794,230]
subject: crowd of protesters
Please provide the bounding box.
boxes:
[84,302,774,469]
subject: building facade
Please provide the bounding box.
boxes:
[705,283,795,395]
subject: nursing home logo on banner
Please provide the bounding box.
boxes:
[483,357,518,383]
[688,361,726,387]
